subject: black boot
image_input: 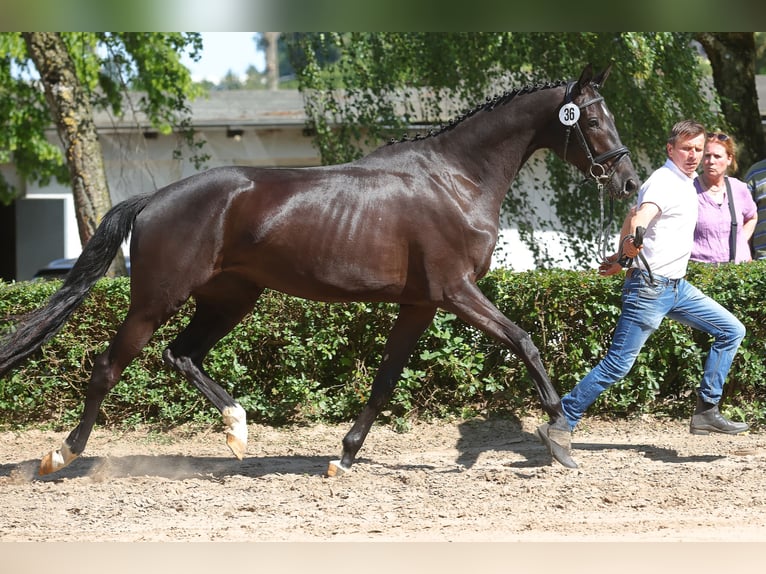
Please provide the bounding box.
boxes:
[689,396,749,435]
[537,418,578,469]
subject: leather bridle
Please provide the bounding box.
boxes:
[561,81,631,189]
[560,81,633,263]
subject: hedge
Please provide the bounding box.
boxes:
[1,262,764,431]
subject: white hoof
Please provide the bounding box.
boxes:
[223,404,248,460]
[326,459,350,477]
[39,443,77,476]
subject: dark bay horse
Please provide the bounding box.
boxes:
[0,64,637,476]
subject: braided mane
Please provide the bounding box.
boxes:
[387,79,568,145]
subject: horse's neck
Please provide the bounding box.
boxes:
[447,87,562,203]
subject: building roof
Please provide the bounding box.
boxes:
[187,90,309,128]
[94,76,766,132]
[93,90,309,132]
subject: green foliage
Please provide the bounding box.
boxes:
[2,262,764,431]
[0,33,69,202]
[288,32,722,267]
[0,32,207,204]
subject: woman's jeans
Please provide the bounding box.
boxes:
[560,270,746,430]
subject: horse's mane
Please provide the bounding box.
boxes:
[387,79,569,145]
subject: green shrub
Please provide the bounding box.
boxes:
[1,261,764,430]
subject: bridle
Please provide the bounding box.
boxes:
[560,80,632,262]
[561,80,631,188]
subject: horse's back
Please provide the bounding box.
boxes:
[125,167,260,303]
[127,154,494,306]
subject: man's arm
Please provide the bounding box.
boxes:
[625,202,660,253]
[743,214,757,242]
[599,202,660,276]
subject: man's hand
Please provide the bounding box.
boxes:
[622,236,641,259]
[598,254,623,276]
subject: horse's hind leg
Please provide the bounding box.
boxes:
[164,347,249,459]
[328,304,436,476]
[39,311,165,475]
[163,291,261,459]
[443,280,576,468]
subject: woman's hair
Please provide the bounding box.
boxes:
[706,131,738,174]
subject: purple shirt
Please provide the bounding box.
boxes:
[691,176,757,263]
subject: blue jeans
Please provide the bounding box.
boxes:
[560,271,746,430]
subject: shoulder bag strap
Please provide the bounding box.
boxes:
[725,176,737,262]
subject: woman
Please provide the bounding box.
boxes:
[691,132,757,263]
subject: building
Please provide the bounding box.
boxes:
[4,78,766,280]
[3,90,318,280]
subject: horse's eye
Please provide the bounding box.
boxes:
[588,118,599,128]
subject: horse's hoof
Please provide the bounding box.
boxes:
[38,444,77,476]
[39,452,57,476]
[536,422,578,469]
[326,460,350,477]
[222,404,247,460]
[226,433,246,460]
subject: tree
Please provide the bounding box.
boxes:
[22,33,112,249]
[696,33,766,169]
[263,32,281,90]
[243,65,265,89]
[259,32,302,83]
[218,69,244,90]
[755,32,766,74]
[1,32,205,274]
[288,32,759,267]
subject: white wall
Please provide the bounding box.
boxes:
[12,122,621,279]
[13,123,322,280]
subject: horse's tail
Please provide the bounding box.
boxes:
[0,193,152,377]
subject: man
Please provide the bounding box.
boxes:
[538,120,749,469]
[744,157,766,260]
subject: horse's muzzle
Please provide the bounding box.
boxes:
[615,177,639,199]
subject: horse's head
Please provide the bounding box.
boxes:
[554,64,639,199]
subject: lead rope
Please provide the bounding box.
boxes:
[593,163,612,263]
[598,179,608,262]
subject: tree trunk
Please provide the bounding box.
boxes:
[22,32,126,276]
[264,32,280,90]
[696,32,766,176]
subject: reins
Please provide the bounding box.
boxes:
[616,226,654,284]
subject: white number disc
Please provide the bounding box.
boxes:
[559,103,580,126]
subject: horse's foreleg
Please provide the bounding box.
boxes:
[445,281,563,416]
[39,314,158,475]
[444,281,576,469]
[328,304,436,477]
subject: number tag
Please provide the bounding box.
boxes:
[559,103,580,126]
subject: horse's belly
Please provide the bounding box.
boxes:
[262,269,406,303]
[234,245,409,303]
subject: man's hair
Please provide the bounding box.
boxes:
[667,120,706,146]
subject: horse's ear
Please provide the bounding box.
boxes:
[572,63,595,96]
[577,64,595,86]
[592,62,613,88]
